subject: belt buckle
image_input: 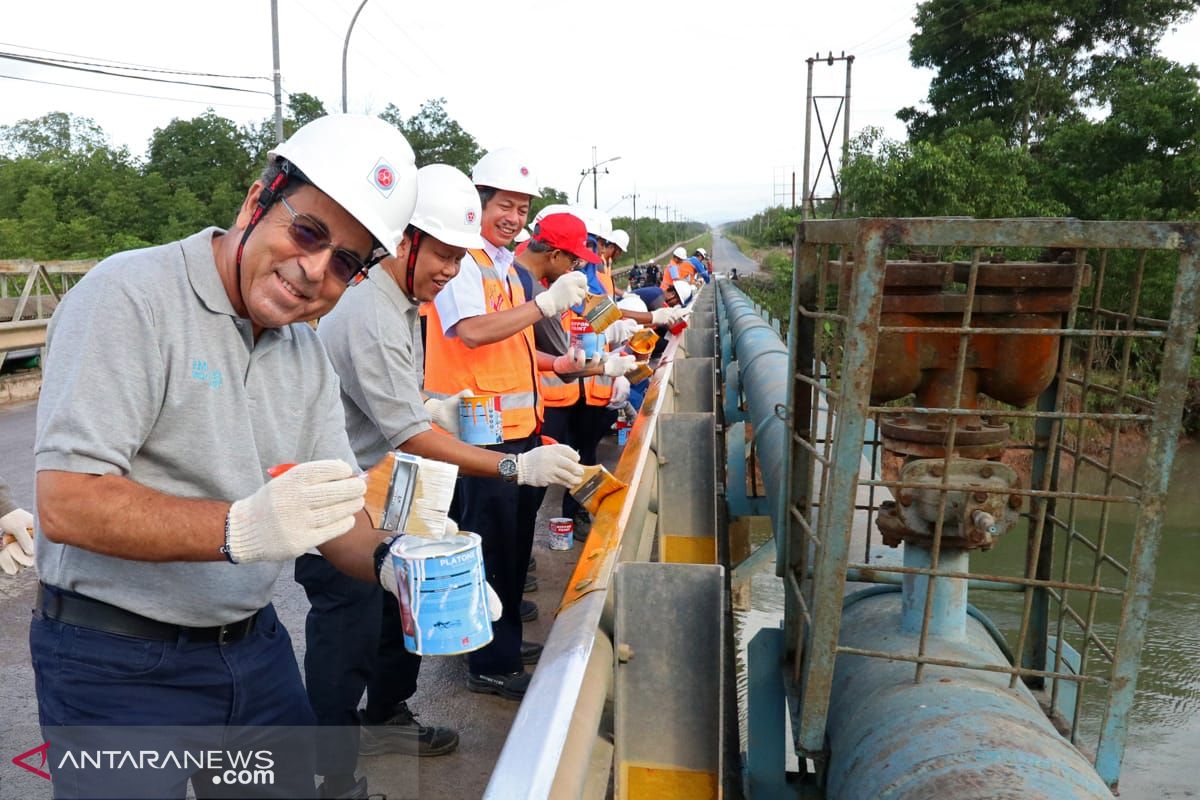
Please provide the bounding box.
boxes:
[217,623,235,647]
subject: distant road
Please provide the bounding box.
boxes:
[712,230,758,273]
[0,399,36,508]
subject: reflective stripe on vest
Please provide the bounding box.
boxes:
[422,248,543,439]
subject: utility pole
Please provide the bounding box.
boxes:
[342,0,370,113]
[801,51,854,219]
[623,191,641,261]
[270,0,283,143]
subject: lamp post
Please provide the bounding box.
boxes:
[576,146,621,208]
[341,0,370,113]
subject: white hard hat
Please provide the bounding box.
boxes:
[673,246,688,260]
[532,203,573,227]
[617,292,647,313]
[567,204,610,240]
[696,247,708,257]
[270,114,417,256]
[672,279,694,306]
[608,229,630,252]
[471,148,541,197]
[513,227,531,243]
[408,164,486,250]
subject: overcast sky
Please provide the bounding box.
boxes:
[3,1,1198,224]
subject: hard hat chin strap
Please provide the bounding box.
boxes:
[235,165,292,314]
[404,229,424,300]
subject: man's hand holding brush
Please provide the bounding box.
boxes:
[223,460,366,563]
[516,444,585,487]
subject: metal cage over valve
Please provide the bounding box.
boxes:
[782,218,1200,792]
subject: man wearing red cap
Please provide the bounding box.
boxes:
[422,152,593,698]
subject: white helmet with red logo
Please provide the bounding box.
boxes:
[471,148,541,197]
[269,114,417,256]
[408,164,485,249]
[608,229,630,253]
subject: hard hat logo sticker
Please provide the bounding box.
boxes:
[466,210,476,224]
[368,158,397,198]
[519,166,529,176]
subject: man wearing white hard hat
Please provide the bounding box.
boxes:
[422,149,589,700]
[660,245,698,290]
[301,164,583,796]
[31,114,423,798]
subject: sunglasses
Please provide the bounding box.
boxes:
[279,196,373,286]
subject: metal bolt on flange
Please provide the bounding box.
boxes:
[617,643,635,663]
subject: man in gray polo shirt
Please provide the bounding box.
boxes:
[303,164,585,797]
[30,114,418,800]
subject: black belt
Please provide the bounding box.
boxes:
[37,583,261,646]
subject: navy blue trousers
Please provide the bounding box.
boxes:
[450,435,541,675]
[29,588,316,799]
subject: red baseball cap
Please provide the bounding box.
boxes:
[531,213,602,264]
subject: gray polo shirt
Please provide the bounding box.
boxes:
[317,268,431,471]
[35,227,357,626]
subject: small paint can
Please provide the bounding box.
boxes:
[548,517,574,550]
[390,532,493,656]
[583,292,622,333]
[626,328,659,356]
[459,395,503,445]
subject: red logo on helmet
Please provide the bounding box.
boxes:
[519,166,529,176]
[368,158,398,198]
[466,210,477,224]
[376,166,394,188]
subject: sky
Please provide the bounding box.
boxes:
[2,1,1198,225]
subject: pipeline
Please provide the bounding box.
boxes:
[717,278,1112,799]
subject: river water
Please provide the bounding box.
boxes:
[735,442,1200,797]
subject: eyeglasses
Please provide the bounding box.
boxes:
[556,250,584,269]
[278,196,373,286]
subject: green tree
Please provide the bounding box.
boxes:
[0,111,111,160]
[530,187,569,224]
[380,98,484,172]
[901,0,1197,147]
[145,110,256,224]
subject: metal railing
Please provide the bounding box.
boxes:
[0,259,95,356]
[783,218,1200,790]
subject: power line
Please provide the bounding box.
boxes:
[0,51,275,96]
[0,72,274,111]
[0,40,269,80]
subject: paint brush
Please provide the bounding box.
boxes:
[267,453,459,537]
[569,464,628,515]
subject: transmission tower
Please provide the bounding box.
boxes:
[801,51,854,219]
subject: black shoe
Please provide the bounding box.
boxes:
[521,640,544,665]
[528,555,537,572]
[317,775,369,799]
[573,511,592,542]
[520,599,538,622]
[524,573,538,593]
[359,702,459,757]
[467,669,531,700]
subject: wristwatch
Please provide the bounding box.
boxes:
[497,454,519,483]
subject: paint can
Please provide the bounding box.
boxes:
[569,318,603,360]
[626,327,659,357]
[458,395,503,445]
[583,292,622,333]
[548,517,574,551]
[390,532,493,656]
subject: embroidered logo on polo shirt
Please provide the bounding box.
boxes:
[191,359,223,390]
[368,158,397,199]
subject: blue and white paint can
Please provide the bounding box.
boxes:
[458,395,503,445]
[390,532,493,656]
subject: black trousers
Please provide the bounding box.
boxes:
[544,398,617,519]
[294,554,418,781]
[450,434,541,675]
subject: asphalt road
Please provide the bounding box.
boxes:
[0,398,588,800]
[711,230,758,274]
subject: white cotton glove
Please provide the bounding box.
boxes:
[516,444,585,487]
[603,352,638,378]
[651,306,693,327]
[423,388,471,436]
[607,376,631,409]
[0,507,35,576]
[605,318,641,346]
[534,271,589,318]
[225,460,365,563]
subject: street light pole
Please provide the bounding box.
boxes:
[270,0,283,142]
[342,0,370,113]
[577,147,622,208]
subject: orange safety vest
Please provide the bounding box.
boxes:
[538,267,616,408]
[660,259,696,291]
[423,248,543,439]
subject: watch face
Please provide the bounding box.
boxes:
[499,455,518,478]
